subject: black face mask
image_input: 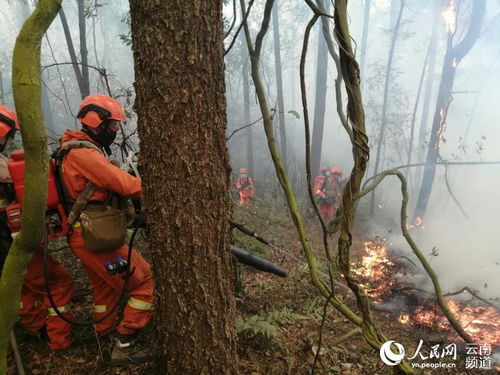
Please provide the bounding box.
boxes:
[83,124,117,155]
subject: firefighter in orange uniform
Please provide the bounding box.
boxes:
[58,95,153,348]
[235,167,256,206]
[313,166,343,219]
[0,104,74,350]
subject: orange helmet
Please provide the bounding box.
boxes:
[239,168,248,174]
[0,104,20,138]
[331,167,342,175]
[77,94,125,128]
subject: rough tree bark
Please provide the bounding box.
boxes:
[311,0,330,176]
[369,0,405,216]
[414,0,486,219]
[272,0,287,170]
[0,0,59,372]
[129,1,238,373]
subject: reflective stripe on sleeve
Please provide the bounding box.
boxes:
[127,297,153,311]
[93,305,107,313]
[0,199,8,209]
[48,304,70,316]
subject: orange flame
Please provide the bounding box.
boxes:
[399,300,500,345]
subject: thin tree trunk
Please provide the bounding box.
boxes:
[272,0,287,170]
[77,0,90,97]
[369,0,405,215]
[406,41,431,181]
[241,31,254,177]
[359,0,371,84]
[0,0,59,371]
[129,1,238,373]
[416,0,442,188]
[311,0,330,176]
[41,80,56,135]
[0,72,4,105]
[414,0,486,220]
[59,7,86,99]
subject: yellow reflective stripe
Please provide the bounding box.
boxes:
[127,297,153,311]
[0,199,8,209]
[48,304,70,316]
[73,222,81,228]
[93,305,106,313]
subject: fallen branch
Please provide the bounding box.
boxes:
[10,332,25,375]
[359,169,473,343]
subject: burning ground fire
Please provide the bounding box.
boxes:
[353,238,500,346]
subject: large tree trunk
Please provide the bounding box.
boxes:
[129,1,238,373]
[241,32,254,177]
[0,0,58,371]
[272,0,287,170]
[369,0,405,215]
[311,0,330,176]
[414,0,486,219]
[77,0,90,97]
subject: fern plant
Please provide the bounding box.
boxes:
[236,307,308,341]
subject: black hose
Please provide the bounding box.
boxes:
[232,223,269,244]
[230,245,288,277]
[43,224,139,326]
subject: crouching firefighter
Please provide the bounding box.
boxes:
[0,104,74,350]
[53,94,154,350]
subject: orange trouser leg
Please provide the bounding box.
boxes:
[19,292,45,333]
[240,196,252,206]
[21,247,74,350]
[68,228,154,336]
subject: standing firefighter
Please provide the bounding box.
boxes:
[235,167,256,206]
[56,94,154,350]
[313,166,343,219]
[0,104,74,350]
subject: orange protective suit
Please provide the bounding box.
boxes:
[19,247,74,350]
[235,176,255,206]
[313,175,339,220]
[59,130,153,336]
[0,155,74,350]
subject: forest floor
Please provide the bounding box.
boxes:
[6,194,497,375]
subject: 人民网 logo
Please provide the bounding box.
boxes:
[380,340,406,366]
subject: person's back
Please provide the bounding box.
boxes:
[0,104,74,351]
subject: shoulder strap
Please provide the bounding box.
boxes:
[67,182,96,226]
[52,139,102,225]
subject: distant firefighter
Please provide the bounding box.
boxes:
[313,167,343,219]
[235,168,256,206]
